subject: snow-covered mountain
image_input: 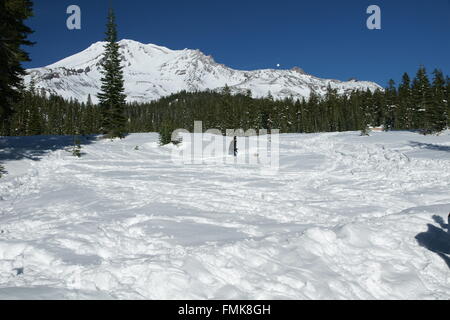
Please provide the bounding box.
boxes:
[25,39,382,104]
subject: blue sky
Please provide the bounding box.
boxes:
[24,0,450,87]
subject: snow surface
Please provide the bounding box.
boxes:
[0,131,449,300]
[24,39,382,104]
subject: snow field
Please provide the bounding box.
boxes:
[0,131,449,299]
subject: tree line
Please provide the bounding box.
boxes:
[0,1,449,146]
[3,66,448,141]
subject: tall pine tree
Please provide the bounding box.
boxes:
[0,0,34,135]
[384,79,398,130]
[97,8,127,139]
[397,73,412,129]
[412,66,432,131]
[427,69,448,133]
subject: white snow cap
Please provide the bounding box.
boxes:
[24,39,382,104]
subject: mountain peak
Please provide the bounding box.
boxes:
[291,66,307,75]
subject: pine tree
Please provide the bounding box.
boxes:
[27,103,43,135]
[72,137,82,157]
[360,124,371,136]
[222,84,231,96]
[359,89,374,131]
[412,66,432,131]
[397,73,412,129]
[158,119,176,146]
[383,79,397,130]
[372,89,386,127]
[0,0,34,135]
[81,94,94,135]
[97,8,127,139]
[325,85,339,132]
[87,94,93,107]
[0,164,6,178]
[427,69,448,133]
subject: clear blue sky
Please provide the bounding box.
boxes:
[24,0,450,87]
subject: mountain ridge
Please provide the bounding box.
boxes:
[25,39,382,104]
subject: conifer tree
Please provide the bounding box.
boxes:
[72,137,82,157]
[412,66,432,131]
[87,94,93,107]
[222,84,231,96]
[384,79,397,130]
[397,73,412,129]
[97,8,127,139]
[360,124,371,136]
[427,69,448,133]
[360,89,374,130]
[372,88,386,127]
[158,119,176,146]
[27,103,43,135]
[0,164,6,178]
[0,0,34,135]
[324,85,339,131]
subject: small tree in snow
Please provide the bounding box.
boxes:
[158,120,173,146]
[72,137,82,157]
[360,124,371,136]
[158,120,182,146]
[0,164,6,178]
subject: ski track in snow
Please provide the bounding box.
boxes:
[0,131,449,299]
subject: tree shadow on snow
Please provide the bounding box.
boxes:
[409,141,450,153]
[0,135,98,163]
[415,215,450,269]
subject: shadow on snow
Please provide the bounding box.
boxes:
[0,135,99,173]
[415,215,450,269]
[409,141,450,153]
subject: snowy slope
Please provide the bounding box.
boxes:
[24,39,382,103]
[0,131,449,299]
